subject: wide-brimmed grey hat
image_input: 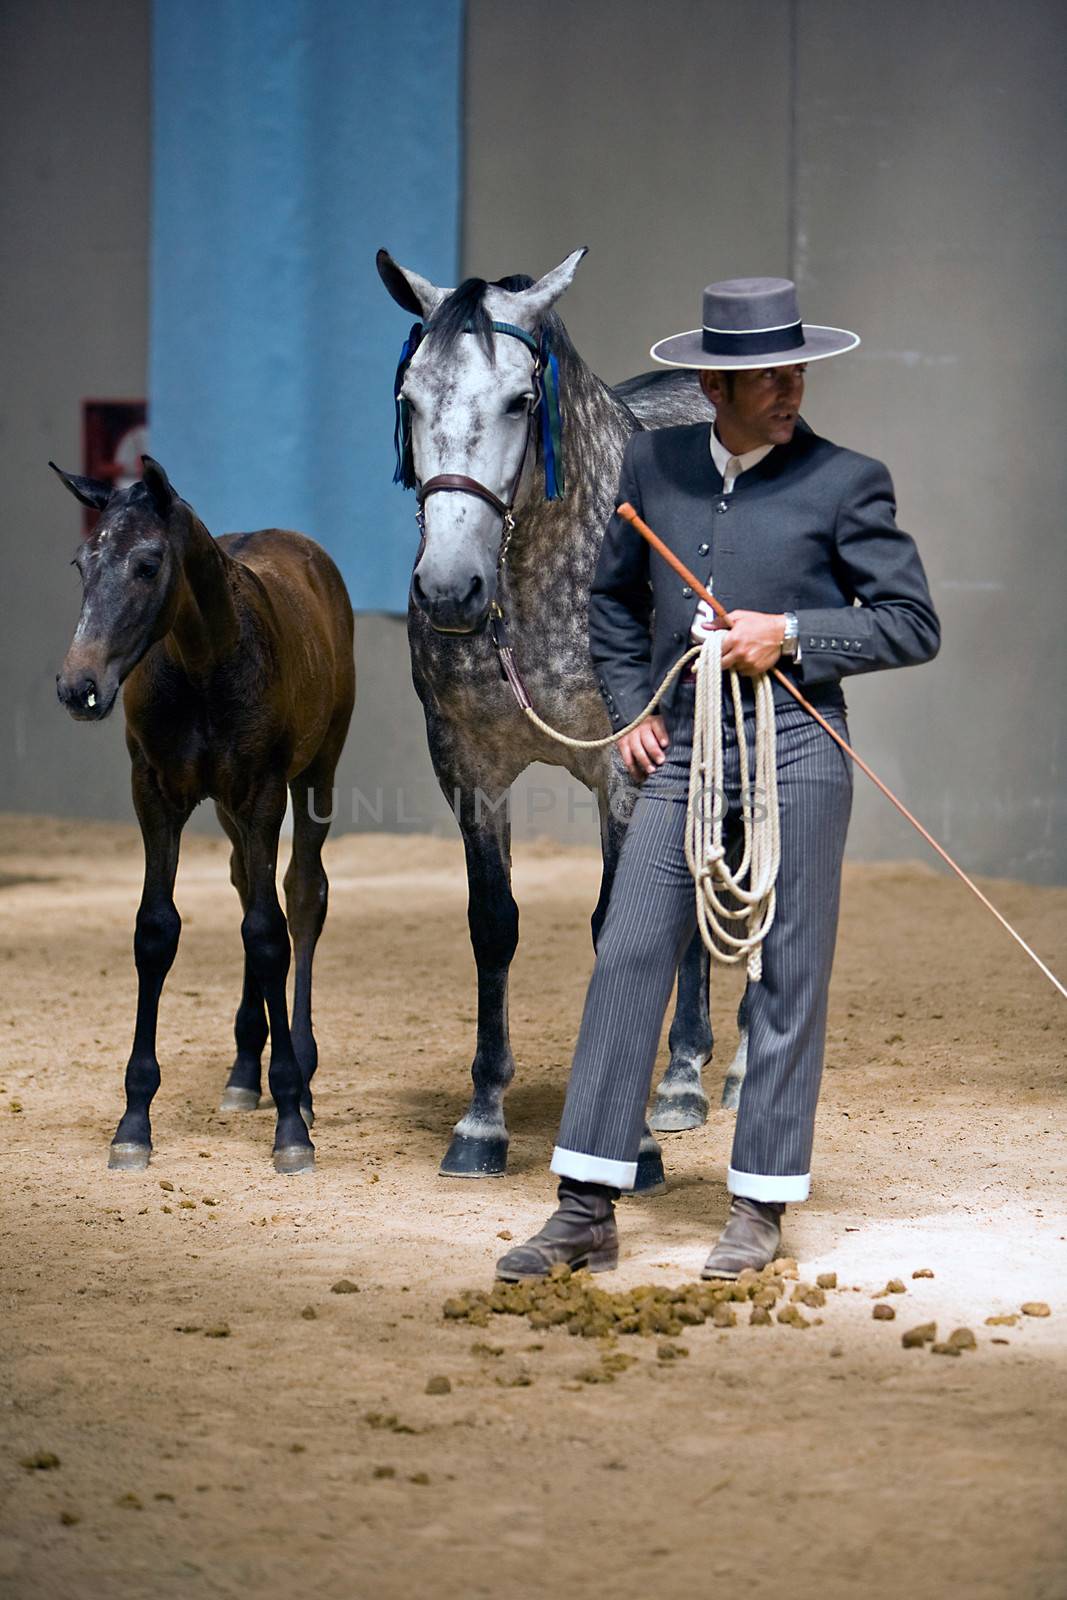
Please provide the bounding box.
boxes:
[650,276,860,370]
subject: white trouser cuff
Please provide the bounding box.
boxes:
[551,1147,637,1190]
[728,1166,810,1203]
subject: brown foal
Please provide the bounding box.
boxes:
[52,456,355,1174]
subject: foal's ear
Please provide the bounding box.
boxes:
[140,455,176,519]
[515,247,589,322]
[376,248,448,318]
[48,462,113,511]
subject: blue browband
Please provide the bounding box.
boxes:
[392,319,564,500]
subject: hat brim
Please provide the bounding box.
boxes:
[649,323,860,370]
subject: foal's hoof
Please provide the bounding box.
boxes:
[219,1086,261,1113]
[439,1131,508,1178]
[649,1083,710,1133]
[108,1142,151,1171]
[273,1144,316,1176]
[633,1141,666,1196]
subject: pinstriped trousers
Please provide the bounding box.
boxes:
[551,684,853,1202]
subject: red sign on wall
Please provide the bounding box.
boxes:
[81,400,149,534]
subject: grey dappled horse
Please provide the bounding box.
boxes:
[378,247,747,1187]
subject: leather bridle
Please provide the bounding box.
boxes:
[414,320,544,557]
[410,319,549,710]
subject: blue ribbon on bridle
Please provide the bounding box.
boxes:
[392,321,423,489]
[391,319,565,501]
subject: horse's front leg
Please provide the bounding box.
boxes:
[650,931,713,1131]
[239,773,314,1174]
[721,985,749,1111]
[109,762,188,1170]
[439,779,518,1179]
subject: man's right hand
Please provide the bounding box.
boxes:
[616,715,669,779]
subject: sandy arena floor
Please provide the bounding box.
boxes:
[0,812,1065,1600]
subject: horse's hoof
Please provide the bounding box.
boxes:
[721,1077,743,1112]
[219,1086,261,1113]
[439,1131,508,1178]
[273,1144,315,1176]
[108,1142,151,1171]
[649,1086,710,1133]
[632,1143,667,1195]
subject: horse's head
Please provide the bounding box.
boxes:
[378,246,588,634]
[52,456,183,720]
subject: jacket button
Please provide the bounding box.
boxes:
[830,638,838,648]
[716,501,729,514]
[819,638,827,648]
[681,585,692,598]
[673,630,683,642]
[698,542,709,556]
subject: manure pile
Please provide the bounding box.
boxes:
[441,1263,1049,1380]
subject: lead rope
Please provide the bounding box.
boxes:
[686,631,779,979]
[520,637,781,979]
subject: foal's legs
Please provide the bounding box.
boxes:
[110,761,189,1169]
[283,756,338,1124]
[216,803,268,1112]
[239,772,314,1173]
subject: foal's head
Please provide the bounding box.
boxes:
[52,457,183,720]
[378,247,587,634]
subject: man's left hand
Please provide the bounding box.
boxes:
[715,611,786,676]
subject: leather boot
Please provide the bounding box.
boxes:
[495,1179,619,1280]
[701,1196,784,1280]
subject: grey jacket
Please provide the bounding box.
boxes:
[589,420,940,727]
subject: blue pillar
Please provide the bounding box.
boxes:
[150,0,463,611]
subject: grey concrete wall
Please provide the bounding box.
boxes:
[5,0,1066,883]
[461,0,1067,882]
[792,0,1067,881]
[1,0,151,825]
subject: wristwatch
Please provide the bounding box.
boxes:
[780,612,800,660]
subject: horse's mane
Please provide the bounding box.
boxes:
[425,275,579,370]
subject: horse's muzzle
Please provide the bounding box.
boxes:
[56,670,117,721]
[411,569,490,635]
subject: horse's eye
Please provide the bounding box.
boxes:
[506,393,534,416]
[135,560,161,581]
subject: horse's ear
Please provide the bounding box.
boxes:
[140,455,176,519]
[516,247,589,322]
[376,248,448,318]
[49,462,113,512]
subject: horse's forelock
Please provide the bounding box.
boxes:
[426,273,566,364]
[426,277,494,359]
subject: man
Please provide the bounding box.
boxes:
[496,276,940,1280]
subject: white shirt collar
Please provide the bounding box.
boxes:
[709,426,774,491]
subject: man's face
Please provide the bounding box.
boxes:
[700,364,807,453]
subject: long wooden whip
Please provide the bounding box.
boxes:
[616,500,1067,1002]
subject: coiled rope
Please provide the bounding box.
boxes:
[521,636,781,979]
